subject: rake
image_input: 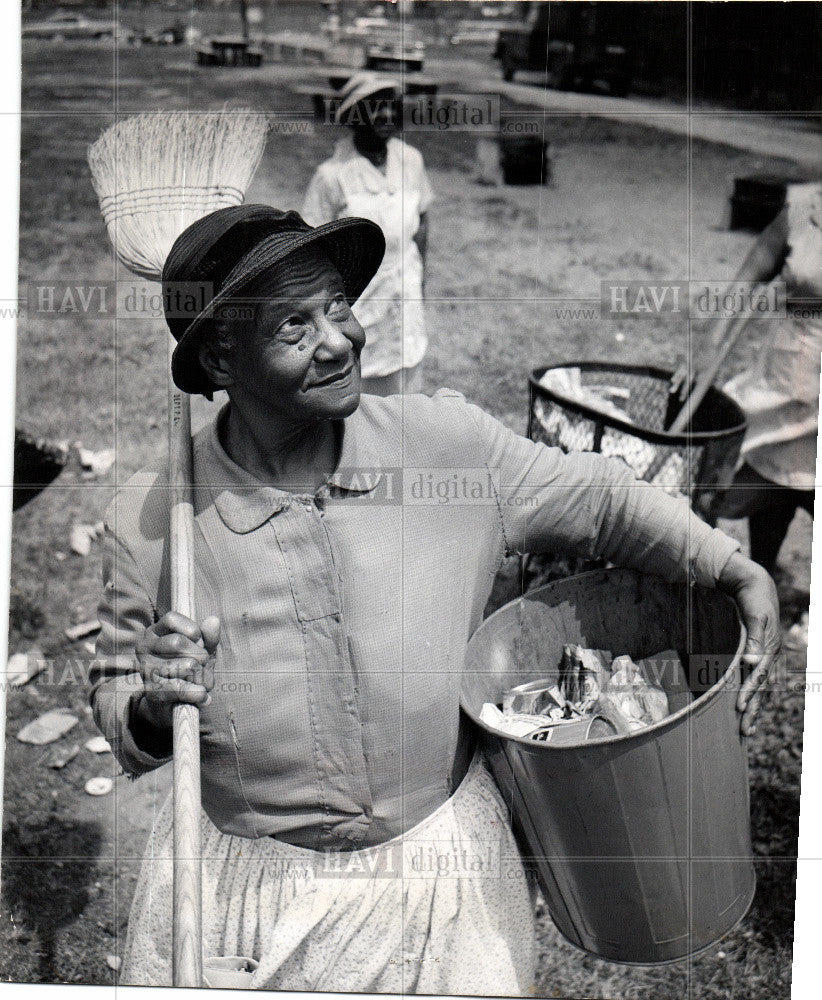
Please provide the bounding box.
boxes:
[87,110,267,987]
[643,280,775,485]
[666,278,779,436]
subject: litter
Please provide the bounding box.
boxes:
[598,655,669,732]
[558,644,611,709]
[69,529,91,557]
[65,619,101,642]
[480,702,618,743]
[532,715,618,744]
[69,522,102,557]
[785,612,809,651]
[481,643,687,744]
[85,736,112,754]
[45,743,80,769]
[86,776,114,797]
[17,709,79,745]
[635,649,693,714]
[480,703,555,738]
[6,648,46,687]
[70,525,94,556]
[539,367,635,425]
[106,955,122,971]
[534,396,595,450]
[502,680,569,718]
[79,447,116,476]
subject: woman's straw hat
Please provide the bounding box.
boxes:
[336,71,401,123]
[162,204,385,396]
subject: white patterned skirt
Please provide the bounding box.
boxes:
[121,753,536,995]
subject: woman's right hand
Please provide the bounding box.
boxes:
[669,362,694,401]
[135,612,220,730]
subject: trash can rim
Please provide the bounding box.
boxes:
[530,361,748,442]
[461,567,747,750]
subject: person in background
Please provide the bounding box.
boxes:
[302,72,432,396]
[708,182,822,578]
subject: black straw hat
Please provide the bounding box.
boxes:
[162,204,385,396]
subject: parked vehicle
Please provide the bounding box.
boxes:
[352,15,392,34]
[494,2,631,96]
[364,35,425,73]
[450,20,503,47]
[333,11,424,72]
[22,11,134,42]
[142,23,189,46]
[196,36,263,68]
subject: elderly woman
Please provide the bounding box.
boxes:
[91,205,779,995]
[302,72,432,396]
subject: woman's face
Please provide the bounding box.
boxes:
[219,247,365,423]
[351,92,398,144]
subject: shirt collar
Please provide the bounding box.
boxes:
[200,403,383,534]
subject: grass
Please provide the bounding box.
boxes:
[2,34,808,998]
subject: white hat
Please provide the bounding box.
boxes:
[336,72,400,122]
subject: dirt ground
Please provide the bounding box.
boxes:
[2,33,811,1000]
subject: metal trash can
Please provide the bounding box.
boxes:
[729,174,797,232]
[461,568,755,965]
[499,135,551,185]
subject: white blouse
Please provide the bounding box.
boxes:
[303,135,433,378]
[725,182,822,488]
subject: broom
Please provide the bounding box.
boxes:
[88,110,268,988]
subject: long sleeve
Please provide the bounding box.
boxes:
[461,396,740,588]
[90,525,173,777]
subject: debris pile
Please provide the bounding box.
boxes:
[539,367,633,424]
[481,644,690,745]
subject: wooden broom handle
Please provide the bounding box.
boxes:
[168,335,203,988]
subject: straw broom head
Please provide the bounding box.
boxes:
[87,110,269,281]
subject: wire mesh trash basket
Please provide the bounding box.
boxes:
[461,568,755,965]
[528,362,747,521]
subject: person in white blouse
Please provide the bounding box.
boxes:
[711,182,822,577]
[303,73,433,396]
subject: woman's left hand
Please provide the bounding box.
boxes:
[717,552,782,736]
